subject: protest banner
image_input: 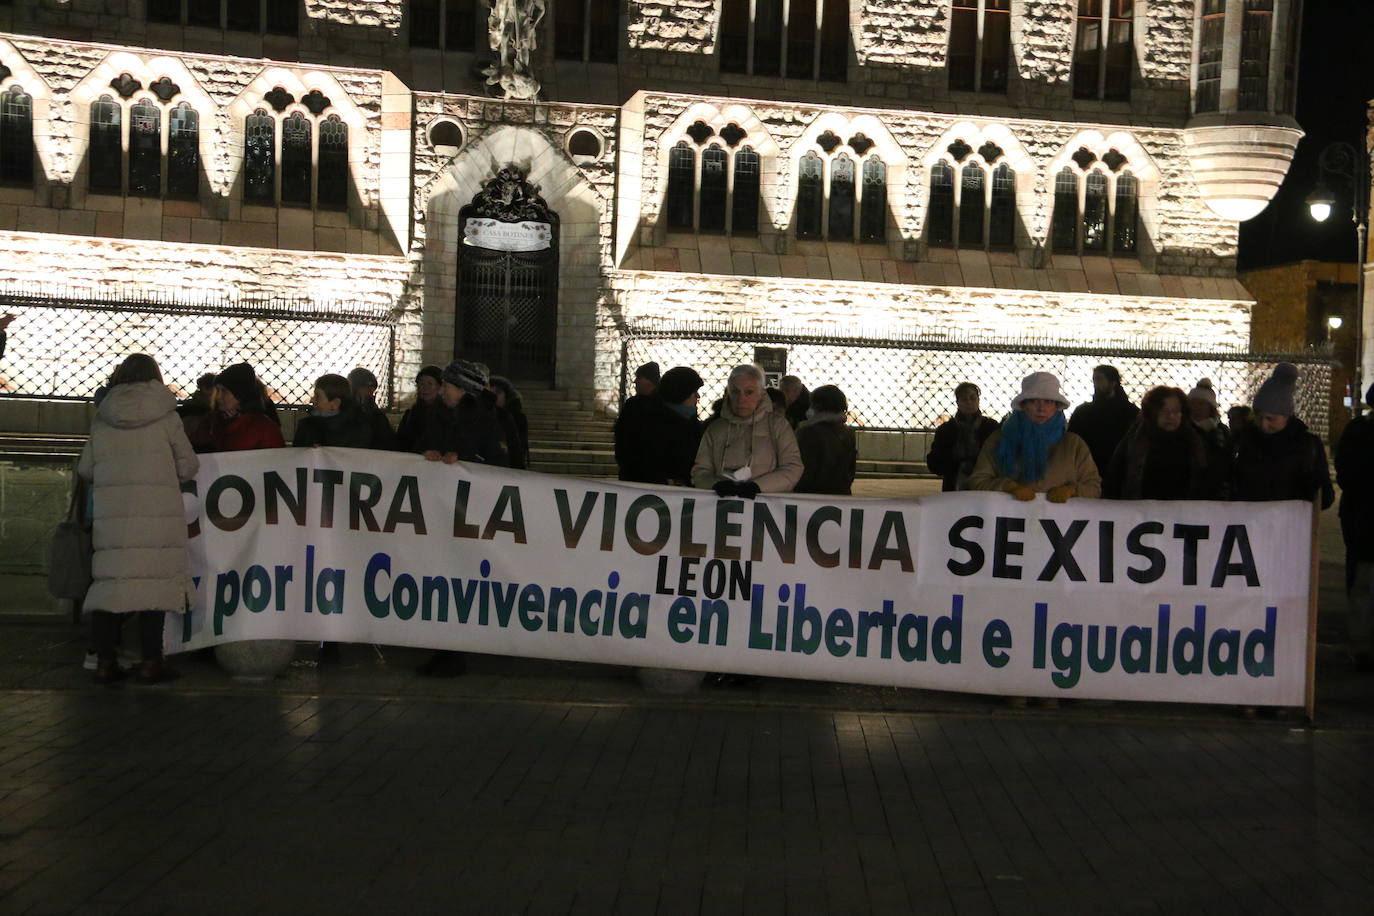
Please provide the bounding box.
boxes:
[176,447,1314,706]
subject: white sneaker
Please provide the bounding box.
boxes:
[83,650,98,671]
[82,649,141,671]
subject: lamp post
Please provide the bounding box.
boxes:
[1306,139,1370,416]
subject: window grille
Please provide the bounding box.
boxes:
[89,96,122,193]
[1051,153,1138,257]
[128,99,162,197]
[280,112,311,206]
[663,126,760,235]
[244,108,275,203]
[167,103,200,197]
[317,115,348,210]
[927,142,1013,250]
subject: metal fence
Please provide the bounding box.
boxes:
[0,284,397,407]
[620,321,1334,440]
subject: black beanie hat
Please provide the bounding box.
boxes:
[657,366,704,404]
[635,362,661,384]
[215,362,260,406]
[442,358,488,395]
[1253,362,1298,416]
[416,365,443,386]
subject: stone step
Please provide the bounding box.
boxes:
[528,437,615,452]
[524,418,616,433]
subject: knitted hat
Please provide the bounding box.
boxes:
[415,365,443,386]
[1187,378,1218,409]
[442,358,488,395]
[347,367,379,390]
[1010,371,1070,409]
[215,362,260,406]
[635,361,661,384]
[1253,363,1298,416]
[657,366,703,404]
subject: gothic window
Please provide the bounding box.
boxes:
[797,135,887,242]
[719,0,847,81]
[555,0,618,62]
[89,96,123,192]
[128,99,161,196]
[1050,153,1138,257]
[1073,0,1133,101]
[409,0,477,50]
[149,0,298,35]
[0,86,33,186]
[1239,0,1273,111]
[927,142,1013,250]
[664,125,761,235]
[949,0,1010,93]
[244,108,275,203]
[317,115,349,210]
[167,103,199,197]
[280,112,312,205]
[1196,0,1225,114]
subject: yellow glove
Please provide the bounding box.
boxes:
[1046,485,1077,503]
[1003,481,1036,501]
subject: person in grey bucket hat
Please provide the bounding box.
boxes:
[1231,363,1333,507]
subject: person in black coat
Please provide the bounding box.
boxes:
[926,382,1000,492]
[348,367,398,450]
[615,366,704,485]
[487,376,530,470]
[0,312,12,361]
[795,384,857,495]
[781,375,810,428]
[1231,363,1334,508]
[395,365,443,453]
[1335,383,1374,670]
[1102,386,1227,500]
[294,373,377,448]
[1068,364,1140,475]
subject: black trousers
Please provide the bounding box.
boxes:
[91,611,165,663]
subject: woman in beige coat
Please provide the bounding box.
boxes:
[692,364,802,498]
[968,371,1101,502]
[78,354,199,684]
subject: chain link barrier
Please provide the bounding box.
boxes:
[0,285,397,407]
[621,322,1334,440]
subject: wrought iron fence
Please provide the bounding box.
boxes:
[0,284,397,407]
[620,321,1334,440]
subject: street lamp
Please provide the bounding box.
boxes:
[1307,140,1370,416]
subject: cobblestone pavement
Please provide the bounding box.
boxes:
[2,683,1373,915]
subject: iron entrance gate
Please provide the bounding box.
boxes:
[457,167,559,381]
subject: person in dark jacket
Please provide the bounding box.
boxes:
[417,359,509,677]
[795,384,857,495]
[487,376,530,469]
[395,365,443,453]
[294,373,375,449]
[926,382,1000,492]
[615,366,704,485]
[781,375,810,428]
[1336,383,1374,671]
[633,361,659,397]
[1068,364,1140,474]
[1102,385,1227,500]
[479,374,527,470]
[1186,378,1232,457]
[0,312,12,361]
[348,367,398,450]
[1232,363,1334,508]
[190,362,286,453]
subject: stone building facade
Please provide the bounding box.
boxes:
[0,0,1305,411]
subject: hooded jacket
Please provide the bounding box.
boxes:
[794,412,857,495]
[691,403,802,493]
[77,381,199,614]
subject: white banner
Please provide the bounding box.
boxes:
[175,448,1313,706]
[461,217,552,251]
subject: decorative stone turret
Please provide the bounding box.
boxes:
[1184,117,1303,222]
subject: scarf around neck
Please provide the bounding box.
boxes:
[996,409,1066,482]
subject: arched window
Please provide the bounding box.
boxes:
[1073,0,1133,101]
[665,124,763,235]
[719,0,847,81]
[732,146,760,234]
[699,145,728,232]
[167,102,200,197]
[244,108,275,203]
[128,99,161,196]
[860,158,886,242]
[927,161,954,246]
[280,112,312,205]
[317,114,348,210]
[0,86,34,186]
[828,153,854,240]
[949,0,1010,93]
[665,141,695,231]
[796,151,823,239]
[958,163,985,246]
[89,96,123,192]
[989,163,1015,247]
[1051,153,1140,257]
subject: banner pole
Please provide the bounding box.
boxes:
[1304,498,1321,725]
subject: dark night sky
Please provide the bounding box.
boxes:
[1237,0,1374,270]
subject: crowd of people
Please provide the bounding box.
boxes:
[73,348,1363,687]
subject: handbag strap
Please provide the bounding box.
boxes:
[67,469,84,523]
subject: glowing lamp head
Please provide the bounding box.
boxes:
[1306,183,1335,222]
[1328,315,1344,330]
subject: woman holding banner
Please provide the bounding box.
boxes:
[968,371,1101,503]
[691,364,802,498]
[1232,363,1333,509]
[1102,386,1227,500]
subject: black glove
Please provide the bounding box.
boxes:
[712,479,739,497]
[735,481,761,500]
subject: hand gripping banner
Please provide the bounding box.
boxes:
[177,448,1313,706]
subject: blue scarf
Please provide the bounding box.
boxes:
[996,409,1066,482]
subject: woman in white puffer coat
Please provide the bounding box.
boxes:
[78,354,199,684]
